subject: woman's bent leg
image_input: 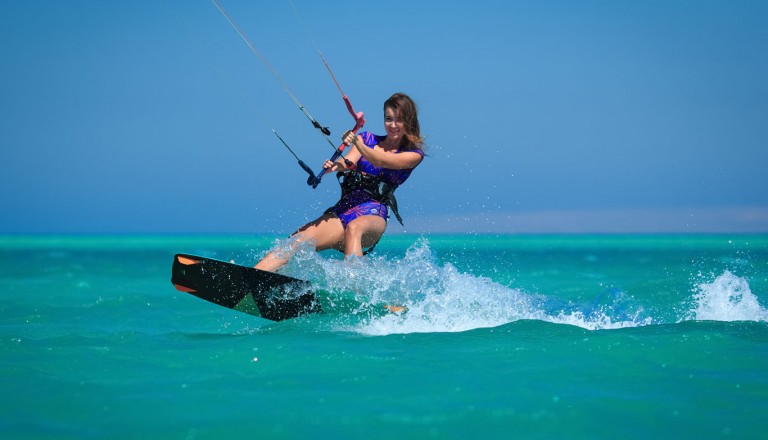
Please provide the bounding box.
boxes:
[255,212,345,272]
[343,215,387,257]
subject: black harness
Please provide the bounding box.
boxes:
[337,170,403,225]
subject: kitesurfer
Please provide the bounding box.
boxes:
[255,93,424,272]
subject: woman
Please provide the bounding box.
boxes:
[255,93,425,272]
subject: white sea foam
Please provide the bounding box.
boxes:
[684,270,768,322]
[291,238,650,335]
[546,309,653,331]
[288,239,766,335]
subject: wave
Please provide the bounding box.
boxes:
[685,270,768,322]
[283,238,767,335]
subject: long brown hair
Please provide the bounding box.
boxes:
[384,93,424,151]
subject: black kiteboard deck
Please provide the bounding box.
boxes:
[171,253,321,321]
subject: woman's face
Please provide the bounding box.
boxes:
[384,106,404,144]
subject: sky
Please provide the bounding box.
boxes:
[1,0,767,234]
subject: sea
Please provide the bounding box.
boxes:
[1,234,767,439]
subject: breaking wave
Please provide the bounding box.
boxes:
[281,238,766,335]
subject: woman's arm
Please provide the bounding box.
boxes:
[342,131,423,170]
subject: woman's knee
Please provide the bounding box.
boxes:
[345,217,375,237]
[345,217,386,242]
[344,218,363,237]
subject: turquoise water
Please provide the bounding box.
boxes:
[1,234,767,439]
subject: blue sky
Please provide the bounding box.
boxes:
[1,0,766,234]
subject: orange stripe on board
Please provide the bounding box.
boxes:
[176,256,199,265]
[173,284,197,293]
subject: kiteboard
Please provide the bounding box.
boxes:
[171,253,321,321]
